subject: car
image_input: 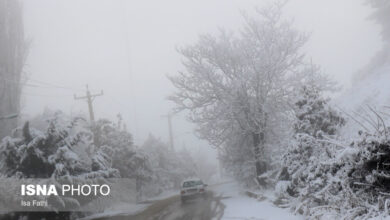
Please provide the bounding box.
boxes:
[180,178,208,203]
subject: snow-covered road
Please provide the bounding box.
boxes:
[214,182,302,220]
[90,191,224,220]
[87,182,302,220]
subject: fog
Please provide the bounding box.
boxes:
[21,0,382,159]
[2,0,390,218]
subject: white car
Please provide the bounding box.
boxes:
[180,178,207,203]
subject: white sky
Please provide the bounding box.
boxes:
[21,0,383,160]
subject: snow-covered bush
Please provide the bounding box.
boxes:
[295,124,390,219]
[0,112,119,219]
[294,86,346,138]
[0,113,119,179]
[340,129,390,219]
[283,86,345,178]
[279,88,390,219]
[278,86,346,216]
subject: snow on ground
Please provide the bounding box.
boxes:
[142,189,178,202]
[78,190,179,220]
[212,181,303,220]
[78,203,148,220]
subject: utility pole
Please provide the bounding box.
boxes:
[74,85,103,122]
[161,113,174,151]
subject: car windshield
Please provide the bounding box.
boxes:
[183,180,203,188]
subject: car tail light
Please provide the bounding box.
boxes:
[200,189,204,192]
[181,190,185,194]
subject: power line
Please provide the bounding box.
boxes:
[22,91,69,98]
[25,77,79,91]
[0,76,55,88]
[0,76,81,91]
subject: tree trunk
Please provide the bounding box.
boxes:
[253,131,267,177]
[0,0,27,139]
[136,177,142,202]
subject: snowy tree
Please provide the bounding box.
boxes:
[90,118,152,201]
[274,86,348,217]
[294,86,346,138]
[141,134,196,196]
[169,2,327,184]
[91,118,133,155]
[283,86,345,185]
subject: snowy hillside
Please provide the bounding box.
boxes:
[336,37,390,138]
[340,66,390,111]
[336,0,390,137]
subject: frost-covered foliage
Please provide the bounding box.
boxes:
[0,112,119,219]
[282,125,390,219]
[0,112,118,179]
[141,135,196,196]
[283,86,345,174]
[90,118,153,201]
[277,86,346,217]
[92,117,133,154]
[338,129,390,219]
[294,86,346,138]
[91,118,151,180]
[277,88,390,219]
